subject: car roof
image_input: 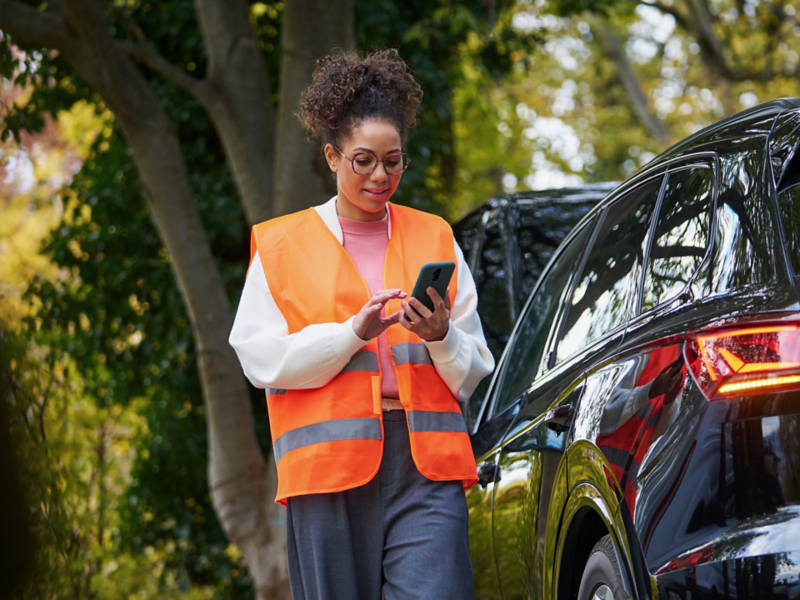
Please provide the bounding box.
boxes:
[561,99,800,248]
[659,98,800,160]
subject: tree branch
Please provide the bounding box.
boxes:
[648,0,692,32]
[0,0,71,47]
[588,15,670,145]
[683,0,729,77]
[120,39,208,101]
[725,64,800,82]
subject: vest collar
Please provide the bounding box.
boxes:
[313,195,393,244]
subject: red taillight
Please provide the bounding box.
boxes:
[685,319,800,400]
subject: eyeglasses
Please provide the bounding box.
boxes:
[334,147,410,175]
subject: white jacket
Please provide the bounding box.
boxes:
[228,197,495,402]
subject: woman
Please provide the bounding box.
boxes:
[229,49,494,600]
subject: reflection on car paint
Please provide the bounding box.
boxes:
[556,178,662,364]
[466,99,800,600]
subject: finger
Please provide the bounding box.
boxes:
[382,311,403,328]
[409,296,434,319]
[366,303,383,317]
[402,300,424,322]
[369,289,407,306]
[443,286,451,310]
[427,286,448,315]
[398,311,413,330]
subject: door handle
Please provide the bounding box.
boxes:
[477,463,501,488]
[544,403,574,435]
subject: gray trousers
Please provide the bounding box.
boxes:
[285,409,473,600]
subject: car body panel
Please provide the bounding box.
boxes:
[492,379,585,599]
[465,98,800,600]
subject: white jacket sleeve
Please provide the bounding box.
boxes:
[423,239,495,402]
[228,252,367,390]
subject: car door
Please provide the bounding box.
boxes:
[471,221,596,599]
[492,377,585,600]
[585,158,716,513]
[561,165,713,598]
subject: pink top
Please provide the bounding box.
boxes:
[338,214,400,400]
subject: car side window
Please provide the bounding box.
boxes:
[491,224,594,417]
[641,166,714,311]
[555,178,663,364]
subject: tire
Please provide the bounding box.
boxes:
[576,534,627,600]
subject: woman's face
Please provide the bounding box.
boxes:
[324,119,403,222]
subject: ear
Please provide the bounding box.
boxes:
[323,144,339,172]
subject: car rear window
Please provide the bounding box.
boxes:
[778,185,800,277]
[517,201,597,298]
[465,212,515,361]
[776,124,800,278]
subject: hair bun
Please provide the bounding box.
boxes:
[299,49,422,145]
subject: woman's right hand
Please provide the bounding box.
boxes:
[353,289,407,340]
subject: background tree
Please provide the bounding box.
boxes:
[1,0,534,597]
[494,0,800,187]
[6,0,795,597]
[0,0,351,596]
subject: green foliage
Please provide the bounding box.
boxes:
[0,28,96,143]
[1,320,226,599]
[26,108,264,596]
[356,0,541,218]
[510,0,800,185]
[0,329,37,596]
[7,0,540,596]
[14,3,279,593]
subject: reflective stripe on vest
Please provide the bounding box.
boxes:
[391,342,432,366]
[273,417,382,464]
[407,410,468,434]
[252,202,478,504]
[342,349,380,373]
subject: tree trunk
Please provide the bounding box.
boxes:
[192,0,277,225]
[1,0,290,596]
[273,0,355,216]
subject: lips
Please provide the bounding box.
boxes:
[364,187,390,196]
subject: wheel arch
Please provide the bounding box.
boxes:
[554,483,637,600]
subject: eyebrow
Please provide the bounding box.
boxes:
[352,147,403,154]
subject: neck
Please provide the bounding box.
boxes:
[335,199,387,222]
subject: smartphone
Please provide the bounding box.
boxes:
[404,261,455,320]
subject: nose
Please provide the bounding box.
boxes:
[371,162,389,182]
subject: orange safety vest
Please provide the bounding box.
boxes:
[251,204,478,505]
[250,202,479,505]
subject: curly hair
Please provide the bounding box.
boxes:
[298,49,422,147]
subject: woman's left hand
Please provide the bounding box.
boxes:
[400,286,451,342]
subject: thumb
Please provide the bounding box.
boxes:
[382,311,403,329]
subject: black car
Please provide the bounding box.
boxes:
[453,184,617,422]
[466,98,800,600]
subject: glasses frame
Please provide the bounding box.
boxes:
[333,146,410,175]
